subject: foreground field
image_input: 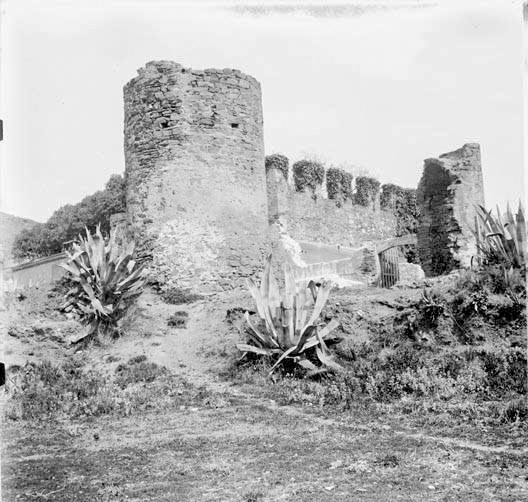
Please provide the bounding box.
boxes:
[3,379,528,502]
[1,279,527,501]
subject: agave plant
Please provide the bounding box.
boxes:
[473,202,527,270]
[60,225,145,341]
[237,255,342,376]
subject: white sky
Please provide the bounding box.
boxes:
[0,0,525,222]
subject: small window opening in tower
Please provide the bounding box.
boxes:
[231,122,239,129]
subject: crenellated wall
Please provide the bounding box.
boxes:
[265,156,398,249]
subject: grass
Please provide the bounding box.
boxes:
[4,356,215,421]
[4,388,528,501]
[224,265,527,428]
[160,287,204,305]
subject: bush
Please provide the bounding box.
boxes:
[5,359,110,419]
[292,160,325,194]
[473,202,526,271]
[60,226,145,341]
[501,398,528,423]
[161,287,203,305]
[13,174,125,260]
[168,311,189,328]
[265,154,289,179]
[237,255,342,375]
[4,358,206,420]
[380,183,419,236]
[114,356,168,389]
[326,168,353,207]
[354,176,380,207]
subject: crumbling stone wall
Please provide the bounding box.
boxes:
[124,61,268,292]
[265,156,397,249]
[416,143,485,276]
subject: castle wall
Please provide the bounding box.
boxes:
[286,191,397,247]
[416,143,485,276]
[266,161,397,250]
[124,61,268,292]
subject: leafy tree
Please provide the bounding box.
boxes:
[13,174,126,259]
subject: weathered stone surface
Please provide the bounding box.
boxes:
[416,143,485,276]
[273,185,397,249]
[124,61,269,293]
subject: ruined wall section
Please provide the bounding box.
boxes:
[124,61,268,292]
[416,143,484,276]
[265,156,397,249]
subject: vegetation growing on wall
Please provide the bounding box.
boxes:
[265,154,289,180]
[354,176,380,207]
[326,168,353,207]
[380,184,419,235]
[292,160,325,195]
[13,175,125,260]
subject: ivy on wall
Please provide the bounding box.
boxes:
[293,160,325,195]
[380,183,420,263]
[380,184,419,235]
[326,168,353,207]
[354,176,381,207]
[265,154,289,180]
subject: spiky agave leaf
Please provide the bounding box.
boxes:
[238,254,341,376]
[473,202,527,270]
[59,225,145,341]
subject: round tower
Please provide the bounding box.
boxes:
[124,61,268,292]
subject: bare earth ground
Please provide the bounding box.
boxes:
[1,287,527,501]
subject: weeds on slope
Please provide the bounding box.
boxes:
[225,266,527,428]
[4,356,217,421]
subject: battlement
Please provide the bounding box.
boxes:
[122,61,481,291]
[265,154,415,249]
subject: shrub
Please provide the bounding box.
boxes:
[265,154,289,179]
[380,183,419,236]
[326,168,353,207]
[473,202,526,271]
[4,358,201,420]
[168,311,189,328]
[292,160,325,194]
[13,174,125,259]
[5,359,109,419]
[161,287,203,305]
[354,176,380,207]
[60,226,145,342]
[237,255,342,375]
[114,356,167,389]
[501,398,528,423]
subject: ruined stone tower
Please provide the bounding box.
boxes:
[124,61,268,292]
[416,143,485,276]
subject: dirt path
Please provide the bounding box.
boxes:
[2,289,528,501]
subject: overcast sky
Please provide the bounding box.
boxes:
[0,0,525,222]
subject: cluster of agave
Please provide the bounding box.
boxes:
[237,255,342,376]
[60,226,145,342]
[473,202,526,271]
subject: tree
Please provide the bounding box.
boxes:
[13,174,126,259]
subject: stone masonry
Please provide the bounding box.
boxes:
[124,61,268,293]
[416,143,485,276]
[123,60,482,291]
